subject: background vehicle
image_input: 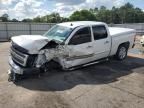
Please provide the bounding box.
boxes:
[8,21,136,82]
[140,35,144,47]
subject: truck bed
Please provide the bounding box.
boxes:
[109,27,136,37]
[108,27,136,56]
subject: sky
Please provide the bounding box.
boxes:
[0,0,144,20]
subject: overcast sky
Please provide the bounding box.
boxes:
[0,0,144,20]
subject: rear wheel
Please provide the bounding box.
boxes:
[115,45,128,60]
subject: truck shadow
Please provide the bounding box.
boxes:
[15,56,144,91]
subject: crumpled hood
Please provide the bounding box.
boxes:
[11,35,49,54]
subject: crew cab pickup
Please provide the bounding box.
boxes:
[8,21,136,82]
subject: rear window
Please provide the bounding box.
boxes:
[92,26,108,40]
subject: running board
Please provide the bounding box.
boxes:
[67,58,109,71]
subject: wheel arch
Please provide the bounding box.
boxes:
[118,41,130,50]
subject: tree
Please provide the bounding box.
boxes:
[0,13,9,22]
[100,6,106,10]
[60,17,69,22]
[49,13,61,23]
[134,8,144,23]
[119,2,135,23]
[97,6,111,23]
[22,18,32,22]
[39,13,62,23]
[11,18,19,22]
[111,6,121,24]
[70,10,96,21]
[31,2,144,24]
[33,16,41,22]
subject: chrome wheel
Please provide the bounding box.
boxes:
[115,44,128,61]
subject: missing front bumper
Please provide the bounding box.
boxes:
[9,57,40,75]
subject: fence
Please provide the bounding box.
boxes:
[0,22,144,41]
[0,22,55,41]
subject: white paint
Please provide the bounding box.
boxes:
[109,27,136,36]
[10,21,136,72]
[58,21,105,29]
[12,35,49,54]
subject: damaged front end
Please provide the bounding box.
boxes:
[8,25,74,82]
[8,39,69,82]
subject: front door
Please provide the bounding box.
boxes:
[64,26,94,68]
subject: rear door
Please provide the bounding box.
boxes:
[64,26,94,68]
[92,25,111,59]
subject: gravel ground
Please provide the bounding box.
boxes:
[0,40,144,108]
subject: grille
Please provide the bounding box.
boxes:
[11,46,29,67]
[12,41,28,54]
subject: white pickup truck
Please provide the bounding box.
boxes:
[9,21,136,82]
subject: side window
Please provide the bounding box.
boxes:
[92,26,108,40]
[69,27,91,45]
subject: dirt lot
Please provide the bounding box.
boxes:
[0,41,144,108]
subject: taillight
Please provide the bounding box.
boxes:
[132,35,136,48]
[134,35,136,42]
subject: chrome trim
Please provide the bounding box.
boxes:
[66,53,94,61]
[10,47,28,66]
[9,57,23,74]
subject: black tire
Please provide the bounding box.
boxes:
[40,60,62,73]
[8,72,19,82]
[8,74,13,82]
[115,44,128,60]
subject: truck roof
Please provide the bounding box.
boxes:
[58,21,105,28]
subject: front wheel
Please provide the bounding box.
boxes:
[115,45,128,60]
[8,72,19,82]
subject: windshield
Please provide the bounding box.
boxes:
[43,25,73,42]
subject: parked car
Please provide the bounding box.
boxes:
[8,21,136,82]
[140,35,144,47]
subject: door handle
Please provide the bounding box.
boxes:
[87,46,92,48]
[104,41,109,44]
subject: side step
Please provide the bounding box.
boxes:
[66,58,109,71]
